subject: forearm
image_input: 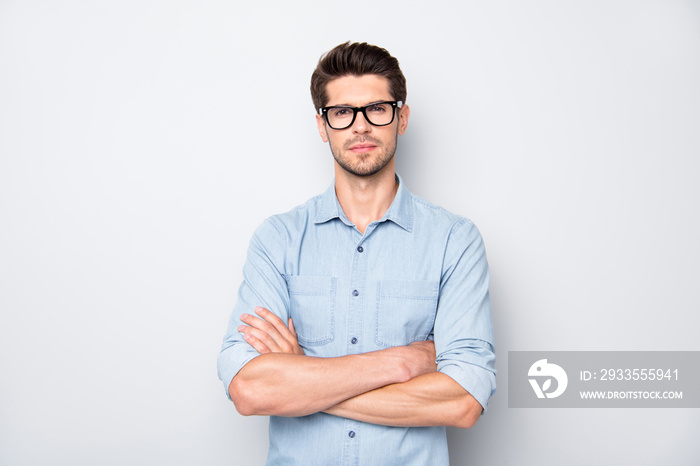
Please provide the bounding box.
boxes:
[229,347,417,417]
[324,372,483,429]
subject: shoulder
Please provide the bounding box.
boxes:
[408,191,480,239]
[253,193,324,241]
[270,193,323,227]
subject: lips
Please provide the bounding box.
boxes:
[349,143,377,152]
[347,138,380,152]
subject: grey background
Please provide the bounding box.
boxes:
[1,1,699,465]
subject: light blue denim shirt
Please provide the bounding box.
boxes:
[218,175,496,466]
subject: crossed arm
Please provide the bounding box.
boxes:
[229,307,483,429]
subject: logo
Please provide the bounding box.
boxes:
[528,359,568,399]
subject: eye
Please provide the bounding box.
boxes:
[332,108,352,118]
[367,104,388,114]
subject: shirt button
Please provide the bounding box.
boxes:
[348,431,356,438]
[351,337,358,344]
[357,246,364,253]
[352,290,359,297]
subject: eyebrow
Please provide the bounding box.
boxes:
[327,100,391,108]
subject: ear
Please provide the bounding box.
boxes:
[397,104,410,135]
[316,114,329,142]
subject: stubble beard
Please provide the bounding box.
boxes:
[329,133,399,178]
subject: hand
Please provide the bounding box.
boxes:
[238,307,305,355]
[403,340,438,380]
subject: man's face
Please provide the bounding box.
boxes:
[316,75,410,178]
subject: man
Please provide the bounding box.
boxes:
[218,41,496,465]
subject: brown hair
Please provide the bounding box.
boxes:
[310,41,407,111]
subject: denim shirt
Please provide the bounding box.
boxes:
[218,175,496,466]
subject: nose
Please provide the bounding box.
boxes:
[351,110,371,134]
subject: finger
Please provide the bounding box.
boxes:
[240,312,277,330]
[288,318,298,338]
[254,307,295,339]
[239,324,283,352]
[253,307,299,348]
[240,312,285,346]
[241,331,271,354]
[287,319,304,356]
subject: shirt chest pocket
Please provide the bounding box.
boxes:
[375,279,439,348]
[287,275,336,347]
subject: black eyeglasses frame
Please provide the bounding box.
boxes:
[319,100,403,130]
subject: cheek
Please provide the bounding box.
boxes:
[328,133,347,151]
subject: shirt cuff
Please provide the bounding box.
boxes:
[438,361,496,413]
[217,344,260,401]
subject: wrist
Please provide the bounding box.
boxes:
[365,346,413,384]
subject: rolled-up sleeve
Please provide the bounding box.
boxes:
[434,219,496,412]
[217,217,290,399]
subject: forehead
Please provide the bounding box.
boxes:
[325,74,392,106]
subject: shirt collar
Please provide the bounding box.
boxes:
[314,173,414,232]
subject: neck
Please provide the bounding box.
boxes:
[334,164,398,235]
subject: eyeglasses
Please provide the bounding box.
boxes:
[319,101,402,130]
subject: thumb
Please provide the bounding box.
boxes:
[288,318,298,338]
